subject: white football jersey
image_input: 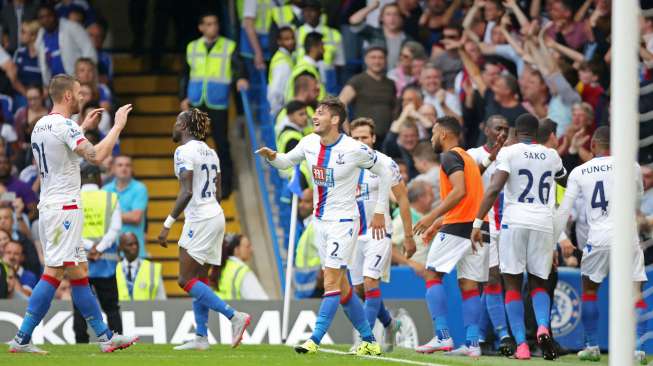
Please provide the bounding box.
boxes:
[356,151,402,235]
[174,140,223,222]
[561,156,642,248]
[270,133,388,221]
[31,113,85,208]
[467,146,504,232]
[495,143,565,233]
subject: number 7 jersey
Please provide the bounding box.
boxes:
[174,140,223,222]
[495,142,565,233]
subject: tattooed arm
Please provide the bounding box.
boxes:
[75,104,132,165]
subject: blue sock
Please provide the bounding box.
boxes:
[478,294,489,342]
[193,298,209,337]
[531,288,551,328]
[485,284,509,339]
[364,288,382,330]
[581,294,599,347]
[377,300,392,328]
[425,279,450,339]
[462,289,482,348]
[505,290,526,344]
[71,278,112,341]
[185,279,235,319]
[637,300,648,351]
[342,289,375,342]
[310,291,341,344]
[14,275,59,345]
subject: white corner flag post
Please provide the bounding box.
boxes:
[282,192,299,342]
[610,0,639,365]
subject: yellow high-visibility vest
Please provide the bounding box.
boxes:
[216,258,251,300]
[186,37,235,109]
[116,259,162,301]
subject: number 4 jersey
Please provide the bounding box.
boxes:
[174,140,223,222]
[495,143,565,233]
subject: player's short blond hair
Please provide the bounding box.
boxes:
[48,74,78,103]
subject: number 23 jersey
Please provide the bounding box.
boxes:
[495,143,565,232]
[174,140,223,222]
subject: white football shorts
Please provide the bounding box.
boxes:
[178,212,225,266]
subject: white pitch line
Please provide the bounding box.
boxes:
[319,347,449,366]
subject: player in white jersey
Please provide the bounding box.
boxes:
[554,127,648,363]
[9,75,138,354]
[471,113,565,360]
[466,115,516,356]
[157,109,250,351]
[349,118,416,353]
[257,97,391,356]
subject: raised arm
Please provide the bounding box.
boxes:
[504,0,531,30]
[349,0,379,25]
[75,104,131,165]
[459,48,488,95]
[462,1,483,30]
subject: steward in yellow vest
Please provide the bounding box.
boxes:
[294,220,321,298]
[285,32,326,102]
[268,26,296,116]
[116,232,164,301]
[214,234,269,300]
[240,0,274,65]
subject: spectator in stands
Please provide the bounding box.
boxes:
[1,0,39,54]
[276,101,308,157]
[349,2,408,70]
[268,26,296,116]
[116,232,165,300]
[420,62,461,121]
[35,4,96,85]
[213,233,269,300]
[575,62,604,112]
[14,86,46,157]
[294,188,322,299]
[383,116,420,179]
[391,179,435,271]
[75,57,111,111]
[0,155,35,219]
[412,141,441,207]
[180,12,248,199]
[103,156,149,258]
[13,20,41,93]
[340,44,396,144]
[276,74,319,137]
[0,205,39,274]
[55,0,96,27]
[2,240,36,296]
[0,259,9,298]
[419,0,462,47]
[544,0,590,51]
[0,228,10,255]
[86,18,112,84]
[4,265,27,299]
[430,23,464,90]
[286,32,325,104]
[388,41,426,96]
[77,84,111,135]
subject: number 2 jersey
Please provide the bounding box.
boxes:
[31,113,86,209]
[495,143,565,233]
[174,140,223,222]
[356,151,402,235]
[557,156,642,248]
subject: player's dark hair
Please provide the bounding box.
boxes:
[486,114,508,129]
[537,118,558,144]
[49,74,78,103]
[593,126,610,148]
[436,116,463,137]
[286,100,307,115]
[350,117,376,136]
[304,31,323,55]
[198,12,218,25]
[317,96,347,127]
[180,108,211,140]
[211,233,244,292]
[277,26,294,40]
[515,113,539,137]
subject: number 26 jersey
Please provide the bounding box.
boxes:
[174,140,223,222]
[495,143,565,233]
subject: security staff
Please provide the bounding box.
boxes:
[240,0,274,70]
[268,26,296,116]
[285,31,325,103]
[180,12,249,199]
[73,164,123,343]
[213,234,268,300]
[293,189,321,298]
[275,74,319,138]
[116,232,166,301]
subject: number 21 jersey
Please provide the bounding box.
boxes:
[174,140,223,222]
[495,143,565,233]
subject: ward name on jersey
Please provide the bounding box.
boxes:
[31,113,86,208]
[556,156,642,248]
[356,151,402,235]
[495,143,565,233]
[174,140,223,222]
[268,133,390,221]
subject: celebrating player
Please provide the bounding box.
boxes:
[158,109,251,351]
[554,126,648,363]
[466,115,516,356]
[9,74,138,354]
[257,97,391,356]
[471,113,565,360]
[413,116,488,358]
[349,117,416,352]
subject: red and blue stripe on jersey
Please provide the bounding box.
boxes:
[315,142,332,218]
[356,170,367,235]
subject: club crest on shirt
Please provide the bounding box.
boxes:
[188,230,194,238]
[63,220,71,230]
[336,153,345,165]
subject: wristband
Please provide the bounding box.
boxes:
[163,215,176,229]
[472,218,484,229]
[481,156,492,168]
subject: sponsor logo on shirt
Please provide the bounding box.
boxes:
[312,166,334,187]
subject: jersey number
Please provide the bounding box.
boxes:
[591,181,608,213]
[200,164,219,198]
[32,142,48,176]
[517,169,552,204]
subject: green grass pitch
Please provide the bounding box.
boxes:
[0,344,612,366]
